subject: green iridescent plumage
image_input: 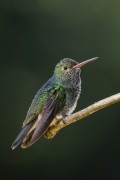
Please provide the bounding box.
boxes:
[11,57,98,149]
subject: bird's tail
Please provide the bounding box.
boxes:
[11,123,33,150]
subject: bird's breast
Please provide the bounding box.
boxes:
[62,84,81,116]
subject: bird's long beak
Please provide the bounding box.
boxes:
[73,57,99,69]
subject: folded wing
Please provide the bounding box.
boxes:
[11,86,66,149]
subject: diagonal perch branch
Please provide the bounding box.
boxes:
[44,93,120,139]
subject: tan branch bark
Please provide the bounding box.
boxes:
[44,93,120,139]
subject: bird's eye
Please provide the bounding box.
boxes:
[63,66,68,70]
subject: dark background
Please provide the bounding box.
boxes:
[0,0,120,179]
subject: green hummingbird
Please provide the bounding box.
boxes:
[11,57,98,150]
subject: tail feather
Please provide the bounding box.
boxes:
[11,123,33,150]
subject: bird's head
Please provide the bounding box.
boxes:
[54,57,98,88]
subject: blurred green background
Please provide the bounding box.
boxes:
[0,0,120,179]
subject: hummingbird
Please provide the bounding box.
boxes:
[11,57,98,150]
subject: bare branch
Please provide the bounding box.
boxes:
[44,93,120,139]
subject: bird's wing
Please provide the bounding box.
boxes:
[11,84,66,149]
[11,76,55,150]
